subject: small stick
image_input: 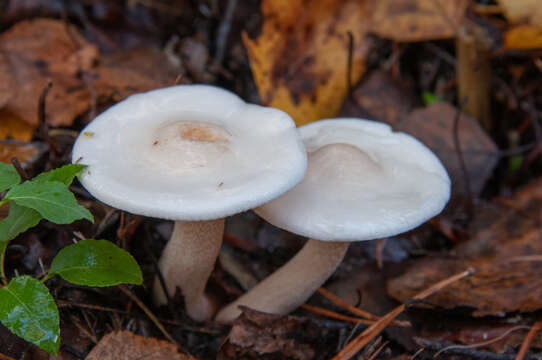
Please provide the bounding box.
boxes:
[301,304,376,326]
[515,319,542,360]
[118,285,176,345]
[453,98,475,220]
[346,32,354,96]
[318,287,379,321]
[332,268,474,360]
[10,157,28,181]
[37,80,59,155]
[213,0,238,67]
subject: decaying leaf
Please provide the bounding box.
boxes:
[219,307,334,360]
[0,111,34,141]
[244,0,371,126]
[416,318,542,354]
[339,70,416,126]
[497,0,542,49]
[496,0,542,26]
[368,0,468,42]
[94,47,180,101]
[396,103,498,202]
[504,25,542,50]
[0,19,99,130]
[0,140,47,166]
[85,331,192,360]
[387,178,542,317]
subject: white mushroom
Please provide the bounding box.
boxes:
[215,118,451,323]
[72,85,307,321]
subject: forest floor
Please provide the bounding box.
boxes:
[1,0,542,359]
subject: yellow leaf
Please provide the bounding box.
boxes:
[0,110,34,141]
[244,0,371,126]
[504,25,542,50]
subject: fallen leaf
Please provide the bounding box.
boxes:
[396,102,498,202]
[339,70,416,126]
[85,331,192,360]
[368,0,468,42]
[0,140,47,166]
[0,19,99,133]
[504,25,542,50]
[244,0,371,126]
[496,0,542,26]
[219,307,334,360]
[94,47,181,101]
[417,318,541,353]
[0,111,35,141]
[387,178,542,317]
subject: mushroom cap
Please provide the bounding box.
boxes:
[254,118,451,241]
[72,85,307,221]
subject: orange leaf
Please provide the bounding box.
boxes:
[504,25,542,50]
[0,110,34,141]
[244,0,371,126]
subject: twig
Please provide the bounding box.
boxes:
[367,340,389,360]
[213,0,238,68]
[317,287,379,321]
[332,269,474,360]
[37,80,59,155]
[70,315,98,344]
[117,285,177,345]
[375,238,387,270]
[454,98,475,220]
[301,304,376,326]
[515,319,542,360]
[346,32,354,95]
[433,325,530,358]
[10,157,28,181]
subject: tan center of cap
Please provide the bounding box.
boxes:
[306,143,383,185]
[148,121,232,172]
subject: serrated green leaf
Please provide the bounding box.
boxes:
[49,239,142,286]
[5,181,93,224]
[33,164,87,186]
[0,203,42,243]
[0,276,60,354]
[0,163,21,192]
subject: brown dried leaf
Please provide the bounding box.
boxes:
[94,47,180,100]
[0,19,99,131]
[368,0,468,42]
[0,141,47,167]
[339,70,416,126]
[244,0,371,126]
[496,0,542,26]
[387,178,542,317]
[85,331,192,360]
[219,307,330,360]
[396,102,498,201]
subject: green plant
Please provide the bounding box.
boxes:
[0,163,143,354]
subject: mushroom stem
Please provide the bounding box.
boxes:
[153,219,225,321]
[215,239,349,323]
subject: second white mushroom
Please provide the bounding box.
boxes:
[215,118,451,323]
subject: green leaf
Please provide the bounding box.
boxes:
[0,163,21,192]
[422,91,443,105]
[33,164,87,186]
[0,203,42,243]
[5,180,93,224]
[49,239,143,286]
[0,276,60,354]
